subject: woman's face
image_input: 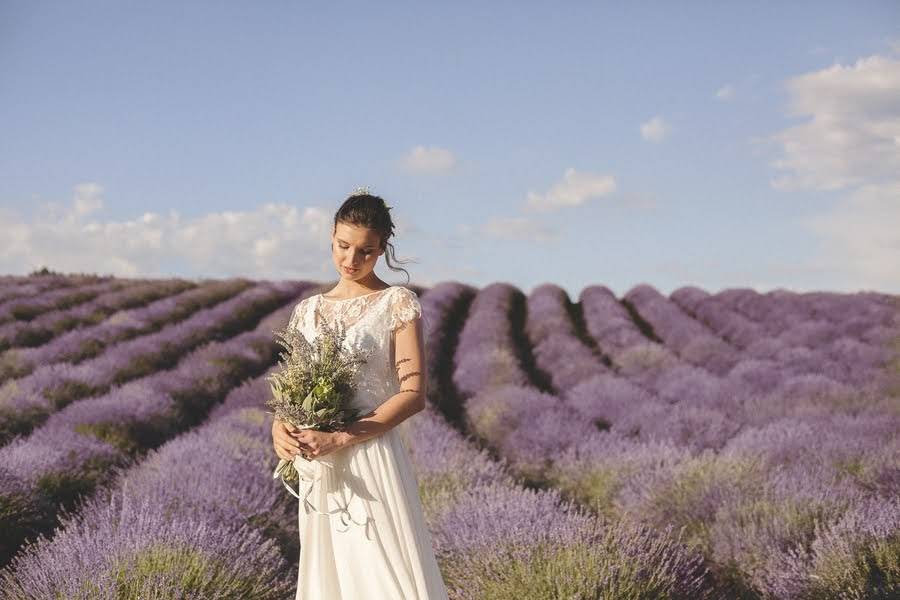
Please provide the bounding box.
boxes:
[331,221,384,280]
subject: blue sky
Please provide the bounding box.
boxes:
[2,1,899,298]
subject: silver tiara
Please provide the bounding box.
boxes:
[349,185,393,209]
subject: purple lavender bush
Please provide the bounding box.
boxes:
[0,278,251,381]
[0,375,296,599]
[0,285,307,565]
[0,279,124,325]
[420,284,713,598]
[0,281,290,445]
[0,278,194,352]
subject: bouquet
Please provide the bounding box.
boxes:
[266,306,370,491]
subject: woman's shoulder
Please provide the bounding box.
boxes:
[384,285,419,308]
[388,285,417,298]
[387,286,422,331]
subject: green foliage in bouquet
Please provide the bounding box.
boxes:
[266,306,370,484]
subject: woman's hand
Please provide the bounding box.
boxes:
[291,429,344,460]
[272,418,310,461]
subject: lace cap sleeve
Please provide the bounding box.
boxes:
[389,287,423,334]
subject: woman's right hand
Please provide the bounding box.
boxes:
[272,418,308,461]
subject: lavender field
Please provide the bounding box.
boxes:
[0,272,897,599]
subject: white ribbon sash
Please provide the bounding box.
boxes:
[275,454,375,541]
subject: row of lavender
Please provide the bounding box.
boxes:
[1,281,713,599]
[0,374,299,598]
[0,279,258,443]
[0,280,310,566]
[0,278,128,327]
[0,280,254,381]
[0,278,195,353]
[0,275,101,305]
[456,282,899,597]
[0,274,130,303]
[0,274,125,319]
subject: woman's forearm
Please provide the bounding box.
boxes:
[336,390,425,448]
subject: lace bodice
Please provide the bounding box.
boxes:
[287,286,426,412]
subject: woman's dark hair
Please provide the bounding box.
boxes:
[334,192,414,284]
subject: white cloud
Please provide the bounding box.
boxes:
[0,183,334,279]
[640,116,670,142]
[762,52,900,292]
[715,85,735,101]
[764,54,900,192]
[399,145,457,173]
[73,182,104,216]
[802,182,900,289]
[524,167,616,212]
[481,216,556,242]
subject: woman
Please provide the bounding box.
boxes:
[271,188,450,599]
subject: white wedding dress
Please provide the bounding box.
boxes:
[286,285,450,600]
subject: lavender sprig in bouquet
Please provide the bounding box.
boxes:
[266,306,370,489]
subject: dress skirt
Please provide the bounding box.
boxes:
[294,425,449,600]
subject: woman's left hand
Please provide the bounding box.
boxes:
[291,429,344,460]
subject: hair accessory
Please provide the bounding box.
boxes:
[349,185,392,210]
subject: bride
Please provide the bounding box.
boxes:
[271,188,450,600]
